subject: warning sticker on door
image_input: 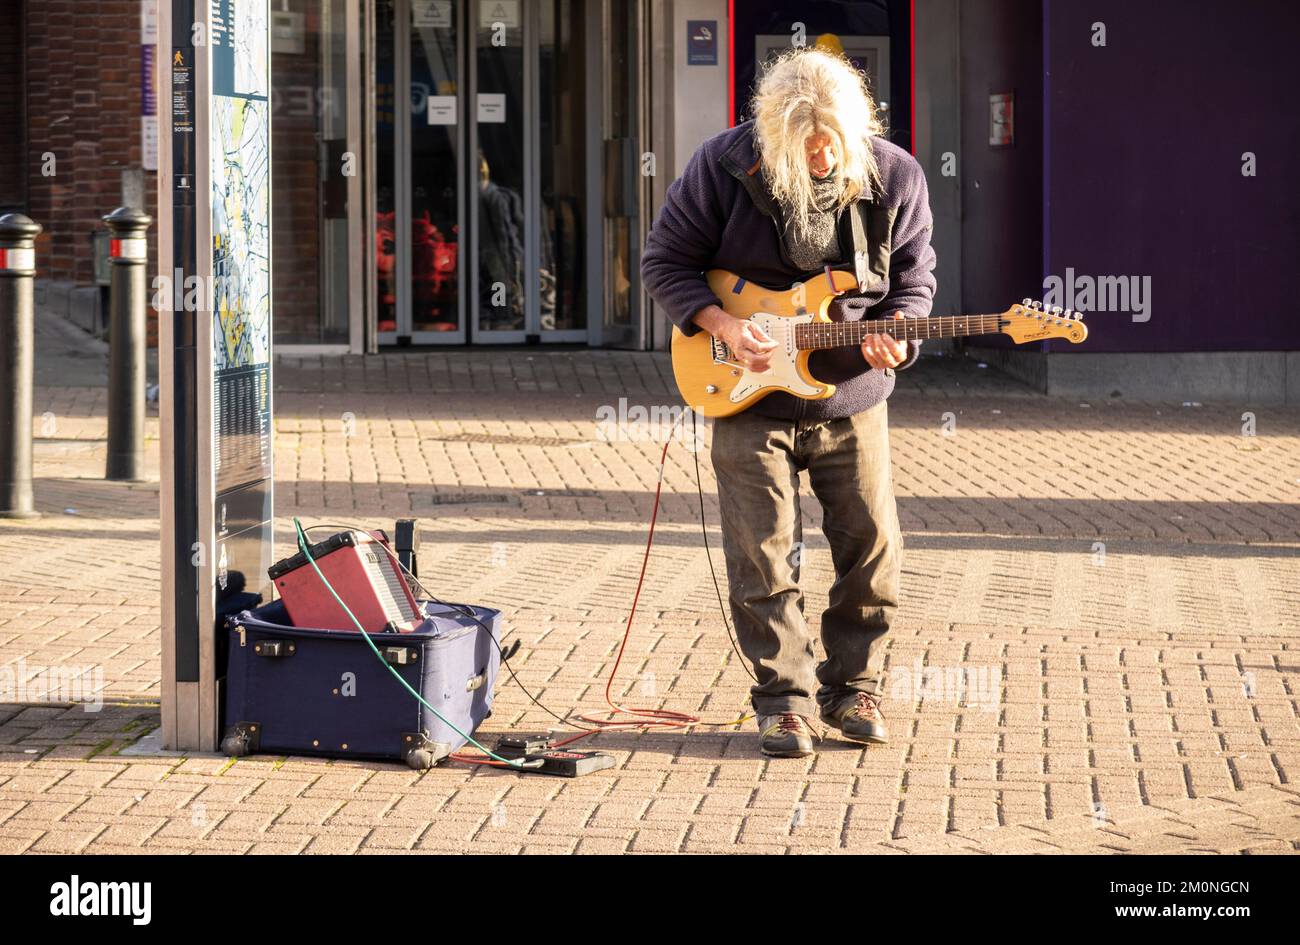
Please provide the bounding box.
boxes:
[479,1,519,29]
[413,0,452,28]
[476,93,506,123]
[428,95,456,125]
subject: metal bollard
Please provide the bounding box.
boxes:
[0,213,41,519]
[103,207,152,481]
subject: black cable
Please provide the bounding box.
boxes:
[304,414,760,724]
[690,410,760,684]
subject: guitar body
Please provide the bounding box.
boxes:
[671,268,860,418]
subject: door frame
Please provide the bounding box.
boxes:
[590,0,649,350]
[376,0,469,345]
[466,0,527,344]
[369,0,598,346]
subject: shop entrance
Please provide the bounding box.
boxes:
[374,0,642,346]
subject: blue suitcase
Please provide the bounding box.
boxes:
[222,598,501,769]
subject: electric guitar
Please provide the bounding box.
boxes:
[671,268,1088,418]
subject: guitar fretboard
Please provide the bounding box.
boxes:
[795,314,1006,350]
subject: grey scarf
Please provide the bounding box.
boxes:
[775,171,843,271]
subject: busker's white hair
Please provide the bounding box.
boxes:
[751,46,886,236]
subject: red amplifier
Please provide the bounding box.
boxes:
[268,530,424,633]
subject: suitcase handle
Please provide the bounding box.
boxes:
[465,669,486,692]
[253,640,295,658]
[383,646,419,666]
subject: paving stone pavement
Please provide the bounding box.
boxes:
[1,325,1298,854]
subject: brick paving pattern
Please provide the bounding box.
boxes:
[1,319,1298,853]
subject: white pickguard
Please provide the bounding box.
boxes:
[725,312,825,404]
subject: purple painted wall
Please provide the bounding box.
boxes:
[1044,0,1300,353]
[959,0,1043,325]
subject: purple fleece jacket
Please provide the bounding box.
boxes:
[641,120,937,421]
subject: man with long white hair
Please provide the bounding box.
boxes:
[642,47,936,757]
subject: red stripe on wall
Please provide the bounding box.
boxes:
[727,0,735,126]
[910,0,916,155]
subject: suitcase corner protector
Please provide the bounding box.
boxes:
[401,732,452,770]
[221,720,262,757]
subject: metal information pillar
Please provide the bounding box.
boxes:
[158,0,275,751]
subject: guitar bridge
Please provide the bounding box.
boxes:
[710,336,742,367]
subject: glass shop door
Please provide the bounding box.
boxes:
[374,0,591,345]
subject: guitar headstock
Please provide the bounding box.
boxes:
[999,299,1089,344]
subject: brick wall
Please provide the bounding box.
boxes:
[26,1,157,283]
[0,3,26,211]
[23,0,160,341]
[19,0,336,348]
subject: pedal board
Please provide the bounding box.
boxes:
[495,735,615,778]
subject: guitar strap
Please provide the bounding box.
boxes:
[848,199,871,288]
[845,197,898,292]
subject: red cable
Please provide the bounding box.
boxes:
[572,433,699,733]
[450,429,722,768]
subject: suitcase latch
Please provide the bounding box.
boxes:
[254,640,295,658]
[383,646,418,666]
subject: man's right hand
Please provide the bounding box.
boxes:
[691,304,779,372]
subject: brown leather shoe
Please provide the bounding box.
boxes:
[756,713,817,758]
[821,692,888,744]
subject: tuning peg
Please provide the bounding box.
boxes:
[1051,305,1063,315]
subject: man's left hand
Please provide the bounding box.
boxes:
[861,312,909,369]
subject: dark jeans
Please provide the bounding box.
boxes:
[711,399,901,719]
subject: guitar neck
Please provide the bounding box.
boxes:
[795,314,1007,350]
